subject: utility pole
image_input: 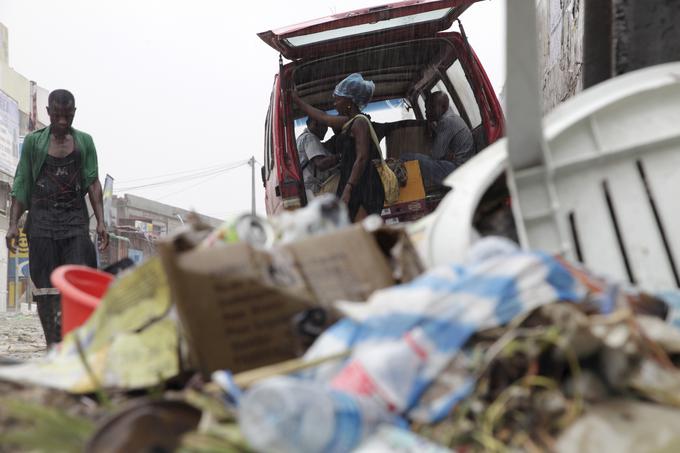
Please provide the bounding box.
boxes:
[249,156,256,215]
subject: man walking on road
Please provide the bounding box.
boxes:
[6,89,109,346]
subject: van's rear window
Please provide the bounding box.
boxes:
[284,7,456,48]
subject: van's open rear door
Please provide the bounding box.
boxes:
[258,0,480,60]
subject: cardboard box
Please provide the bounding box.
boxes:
[394,160,426,204]
[386,124,433,160]
[160,225,423,376]
[283,226,394,307]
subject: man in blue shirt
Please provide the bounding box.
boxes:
[402,91,475,188]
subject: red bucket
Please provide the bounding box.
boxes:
[51,265,114,337]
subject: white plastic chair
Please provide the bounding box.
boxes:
[412,0,680,292]
[504,1,680,291]
[509,62,680,291]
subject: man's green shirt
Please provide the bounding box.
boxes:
[11,126,99,207]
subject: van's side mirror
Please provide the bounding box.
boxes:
[260,165,266,187]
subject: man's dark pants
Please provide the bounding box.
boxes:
[28,235,97,346]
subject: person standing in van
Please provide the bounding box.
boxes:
[297,117,341,200]
[292,73,384,221]
[402,91,475,188]
[6,89,108,347]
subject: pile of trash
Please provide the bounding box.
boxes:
[2,194,680,452]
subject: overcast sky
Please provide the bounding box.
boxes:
[0,0,506,220]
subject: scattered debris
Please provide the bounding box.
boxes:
[2,198,680,452]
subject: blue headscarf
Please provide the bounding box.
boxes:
[334,73,375,110]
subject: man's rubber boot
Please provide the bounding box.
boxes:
[36,295,62,347]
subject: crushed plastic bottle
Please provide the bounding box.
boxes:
[274,194,350,244]
[201,214,275,249]
[238,376,391,453]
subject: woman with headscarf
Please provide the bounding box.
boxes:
[291,73,385,221]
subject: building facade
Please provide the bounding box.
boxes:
[0,23,49,310]
[99,194,223,268]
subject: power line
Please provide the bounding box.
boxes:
[115,159,248,184]
[114,159,248,192]
[156,161,250,201]
[115,162,245,191]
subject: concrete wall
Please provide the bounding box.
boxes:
[536,0,680,113]
[613,0,680,75]
[536,0,585,113]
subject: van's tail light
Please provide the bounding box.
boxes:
[281,180,303,209]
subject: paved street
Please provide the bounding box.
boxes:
[0,308,45,362]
